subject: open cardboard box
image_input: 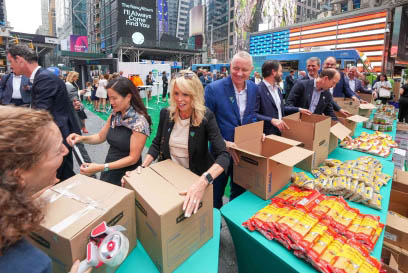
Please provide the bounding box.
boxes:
[28,175,137,273]
[393,169,408,193]
[282,113,330,171]
[334,97,360,115]
[124,160,213,273]
[232,121,314,200]
[358,102,376,118]
[329,121,352,154]
[382,241,408,273]
[336,114,368,136]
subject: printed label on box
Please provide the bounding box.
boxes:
[385,231,397,241]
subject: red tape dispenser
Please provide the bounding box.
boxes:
[78,221,129,273]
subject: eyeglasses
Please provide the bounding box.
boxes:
[175,72,194,79]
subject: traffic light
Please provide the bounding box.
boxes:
[28,42,34,49]
[14,38,19,44]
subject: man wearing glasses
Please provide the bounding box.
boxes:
[205,51,258,209]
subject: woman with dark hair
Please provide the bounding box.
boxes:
[0,106,89,273]
[67,77,151,186]
[373,74,392,104]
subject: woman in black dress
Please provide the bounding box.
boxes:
[67,77,152,186]
[399,83,408,123]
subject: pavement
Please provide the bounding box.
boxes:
[73,108,239,273]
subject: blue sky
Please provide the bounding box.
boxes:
[6,0,41,34]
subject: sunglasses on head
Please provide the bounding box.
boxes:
[175,72,194,79]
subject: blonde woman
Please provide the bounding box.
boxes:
[66,71,88,133]
[131,70,229,217]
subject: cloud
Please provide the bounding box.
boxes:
[6,0,42,34]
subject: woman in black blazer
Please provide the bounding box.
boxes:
[138,70,229,217]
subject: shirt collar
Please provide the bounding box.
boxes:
[263,79,278,90]
[233,81,247,94]
[30,66,41,83]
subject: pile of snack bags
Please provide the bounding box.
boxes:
[243,186,384,273]
[291,157,391,210]
[339,132,398,157]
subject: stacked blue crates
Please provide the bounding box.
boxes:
[249,33,272,55]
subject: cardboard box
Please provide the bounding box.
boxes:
[358,103,376,118]
[383,241,408,273]
[393,169,408,193]
[329,121,352,154]
[282,113,331,171]
[124,160,213,273]
[334,97,360,115]
[232,121,314,200]
[385,187,408,251]
[336,115,368,136]
[28,175,137,273]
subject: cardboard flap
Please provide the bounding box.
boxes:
[346,115,368,123]
[330,122,351,140]
[269,146,314,167]
[265,134,302,146]
[394,170,408,186]
[233,146,266,159]
[387,211,408,232]
[234,121,263,144]
[359,103,376,109]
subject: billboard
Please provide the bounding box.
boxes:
[189,5,205,37]
[70,35,88,52]
[118,0,157,47]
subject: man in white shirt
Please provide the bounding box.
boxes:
[0,71,31,106]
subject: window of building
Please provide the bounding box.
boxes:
[230,10,233,19]
[353,0,361,9]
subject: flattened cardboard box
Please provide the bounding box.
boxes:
[28,174,137,273]
[232,121,314,200]
[282,113,331,171]
[124,160,213,273]
[329,121,352,154]
[385,189,408,251]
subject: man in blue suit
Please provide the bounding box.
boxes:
[205,51,257,209]
[7,44,81,181]
[346,66,376,96]
[255,60,311,136]
[0,71,31,106]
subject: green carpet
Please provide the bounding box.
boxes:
[83,95,169,148]
[84,97,232,198]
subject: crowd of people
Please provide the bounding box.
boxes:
[1,43,408,273]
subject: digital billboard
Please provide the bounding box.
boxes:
[118,0,157,47]
[70,35,88,52]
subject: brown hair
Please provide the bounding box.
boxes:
[0,106,54,254]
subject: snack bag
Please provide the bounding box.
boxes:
[358,256,382,273]
[331,239,369,273]
[318,235,348,273]
[346,213,363,240]
[276,207,307,235]
[289,212,320,246]
[299,221,330,252]
[307,227,337,265]
[333,207,359,235]
[367,193,382,210]
[356,215,380,247]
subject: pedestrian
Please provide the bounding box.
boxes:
[96,74,108,112]
[84,81,92,104]
[7,44,80,181]
[398,82,408,123]
[255,60,311,136]
[162,71,168,102]
[67,77,151,186]
[132,70,229,217]
[0,106,91,273]
[145,71,154,100]
[373,74,392,104]
[65,71,88,134]
[205,51,258,209]
[284,70,296,99]
[91,78,98,110]
[0,71,31,106]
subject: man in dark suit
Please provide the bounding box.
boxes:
[346,66,376,96]
[7,44,81,181]
[0,72,31,106]
[255,60,311,136]
[205,51,258,209]
[284,70,296,98]
[286,68,340,120]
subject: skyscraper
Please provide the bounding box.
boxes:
[0,0,6,26]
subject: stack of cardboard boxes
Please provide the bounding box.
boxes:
[396,123,408,170]
[383,169,408,272]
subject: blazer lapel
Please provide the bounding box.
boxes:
[188,125,199,161]
[163,117,174,159]
[306,80,314,107]
[224,77,241,124]
[261,81,278,112]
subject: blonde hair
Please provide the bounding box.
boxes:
[169,70,206,127]
[66,71,79,83]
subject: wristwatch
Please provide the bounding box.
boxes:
[203,172,214,185]
[104,163,110,172]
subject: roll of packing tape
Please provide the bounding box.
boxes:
[98,231,129,267]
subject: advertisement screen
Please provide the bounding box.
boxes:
[70,35,88,52]
[118,0,157,47]
[189,5,204,37]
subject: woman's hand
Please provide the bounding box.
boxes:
[180,176,208,218]
[69,260,92,273]
[80,163,103,176]
[66,133,83,147]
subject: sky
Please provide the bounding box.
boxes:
[6,0,42,34]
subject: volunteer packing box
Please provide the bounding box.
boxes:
[385,174,408,251]
[336,115,368,136]
[282,113,331,171]
[28,174,137,273]
[329,121,352,154]
[124,160,213,273]
[232,121,314,200]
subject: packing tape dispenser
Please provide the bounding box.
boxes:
[78,221,129,273]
